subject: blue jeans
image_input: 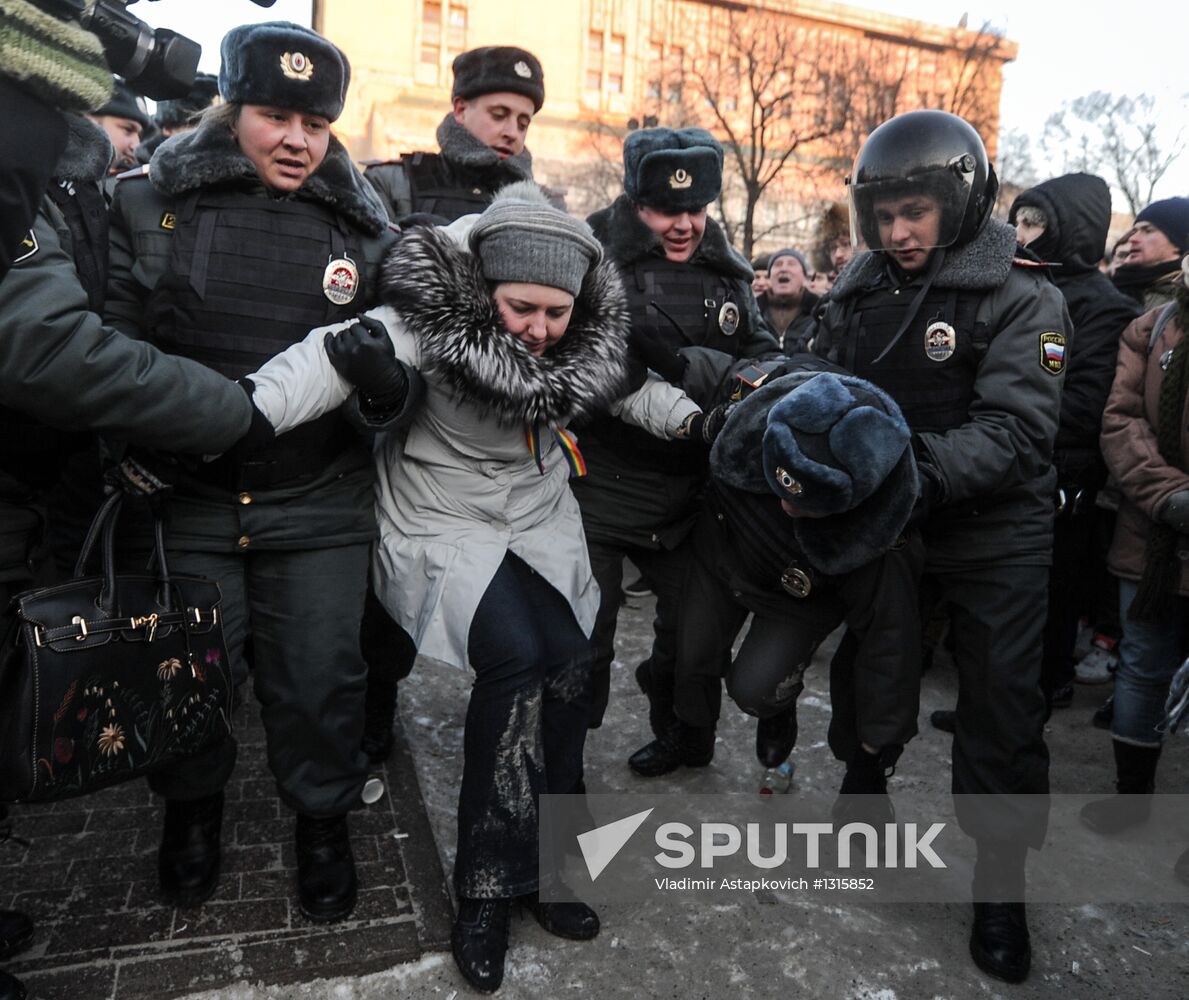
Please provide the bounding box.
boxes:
[1112,581,1189,747]
[455,554,593,898]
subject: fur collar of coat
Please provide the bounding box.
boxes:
[379,225,629,427]
[830,217,1020,300]
[436,113,534,183]
[148,118,389,235]
[55,114,112,183]
[587,194,753,282]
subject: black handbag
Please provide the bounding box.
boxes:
[0,490,233,803]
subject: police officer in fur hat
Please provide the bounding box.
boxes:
[812,109,1073,984]
[364,45,557,225]
[136,72,220,164]
[105,21,398,925]
[674,365,924,813]
[574,126,779,774]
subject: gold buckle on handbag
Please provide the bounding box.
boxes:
[130,613,160,642]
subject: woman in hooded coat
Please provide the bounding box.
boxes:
[246,181,698,992]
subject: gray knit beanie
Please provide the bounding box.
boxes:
[469,181,602,296]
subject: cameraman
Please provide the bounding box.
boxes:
[1,6,258,996]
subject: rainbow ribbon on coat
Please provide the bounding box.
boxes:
[525,423,587,478]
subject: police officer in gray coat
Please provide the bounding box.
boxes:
[812,110,1072,984]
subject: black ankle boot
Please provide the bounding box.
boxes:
[517,890,600,940]
[0,970,26,1000]
[755,697,800,768]
[295,813,357,922]
[628,721,715,777]
[0,910,33,961]
[159,792,223,907]
[1079,740,1161,834]
[452,897,511,993]
[970,902,1031,983]
[635,659,676,739]
[832,748,894,827]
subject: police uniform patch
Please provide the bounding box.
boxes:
[718,301,740,336]
[1040,331,1066,375]
[924,320,956,362]
[322,256,359,305]
[160,212,177,230]
[13,230,38,264]
[280,51,314,81]
[669,168,693,190]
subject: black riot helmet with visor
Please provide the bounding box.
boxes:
[848,110,999,257]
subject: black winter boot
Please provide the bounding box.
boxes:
[452,897,511,993]
[755,692,801,768]
[0,910,33,961]
[295,813,357,922]
[628,721,715,777]
[158,792,223,907]
[832,747,894,827]
[517,890,600,940]
[1079,740,1161,834]
[635,659,677,740]
[0,970,26,1000]
[969,839,1030,982]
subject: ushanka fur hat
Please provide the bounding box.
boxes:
[219,22,349,121]
[711,371,918,575]
[623,127,723,212]
[452,46,544,112]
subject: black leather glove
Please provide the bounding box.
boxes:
[906,463,943,529]
[325,315,409,412]
[236,379,277,451]
[676,402,734,445]
[1160,490,1189,534]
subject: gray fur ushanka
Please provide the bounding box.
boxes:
[378,225,629,427]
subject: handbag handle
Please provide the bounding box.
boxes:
[73,490,176,616]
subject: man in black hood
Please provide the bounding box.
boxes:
[1009,174,1140,709]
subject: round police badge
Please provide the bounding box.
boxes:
[280,51,314,81]
[513,60,533,79]
[322,256,359,305]
[924,320,957,362]
[718,301,740,336]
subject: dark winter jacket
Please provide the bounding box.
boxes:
[1010,173,1140,488]
[759,288,821,355]
[364,113,541,223]
[814,218,1073,567]
[103,119,394,552]
[572,195,779,548]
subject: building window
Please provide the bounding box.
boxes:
[421,0,441,65]
[447,4,467,59]
[421,1,466,66]
[585,30,604,90]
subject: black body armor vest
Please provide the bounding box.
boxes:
[146,191,375,489]
[585,257,752,474]
[405,153,495,221]
[826,285,989,433]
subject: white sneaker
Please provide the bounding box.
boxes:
[1075,644,1118,684]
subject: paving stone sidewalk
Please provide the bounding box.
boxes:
[1,695,453,1000]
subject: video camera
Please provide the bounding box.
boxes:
[34,0,276,100]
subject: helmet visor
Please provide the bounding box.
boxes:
[849,161,975,257]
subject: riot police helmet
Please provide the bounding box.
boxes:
[848,110,998,256]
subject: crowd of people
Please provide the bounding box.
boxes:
[1,7,1187,997]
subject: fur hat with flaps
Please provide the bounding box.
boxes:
[451,46,544,112]
[219,22,349,121]
[469,181,602,296]
[711,371,918,575]
[623,127,723,212]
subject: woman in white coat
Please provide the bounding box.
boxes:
[247,182,700,993]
